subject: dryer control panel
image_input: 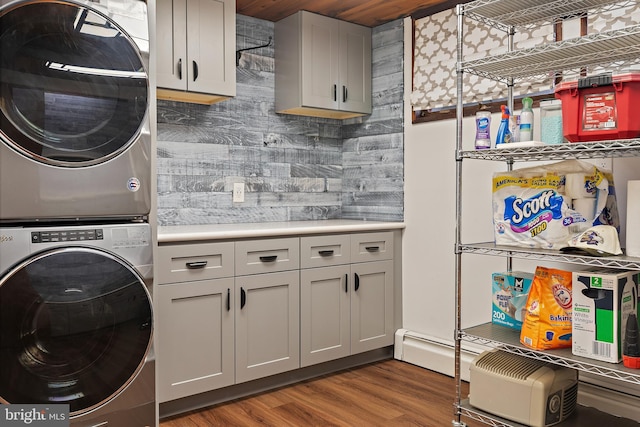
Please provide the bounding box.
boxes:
[31,229,104,243]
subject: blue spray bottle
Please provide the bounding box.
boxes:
[495,105,512,146]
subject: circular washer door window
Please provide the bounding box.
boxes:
[0,247,153,416]
[0,1,148,167]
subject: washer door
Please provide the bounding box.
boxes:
[0,1,148,167]
[0,247,153,417]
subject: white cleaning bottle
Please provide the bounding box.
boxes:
[519,97,534,141]
[475,110,491,149]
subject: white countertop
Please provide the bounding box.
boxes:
[158,220,405,243]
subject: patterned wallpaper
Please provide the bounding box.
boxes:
[411,5,640,112]
[156,15,404,226]
[411,8,554,111]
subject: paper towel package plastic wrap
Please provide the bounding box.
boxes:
[627,180,640,258]
[492,159,619,249]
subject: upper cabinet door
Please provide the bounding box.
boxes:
[157,0,235,103]
[339,21,372,114]
[157,0,187,91]
[186,0,236,96]
[301,12,340,111]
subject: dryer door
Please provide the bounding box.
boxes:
[0,1,148,167]
[0,247,153,417]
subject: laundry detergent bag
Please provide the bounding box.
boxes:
[520,266,573,350]
[492,159,619,249]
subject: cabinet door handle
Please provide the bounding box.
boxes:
[226,288,231,311]
[185,260,207,269]
[343,85,347,102]
[259,255,277,263]
[178,58,183,80]
[345,274,348,293]
[240,287,246,309]
[318,250,334,257]
[193,61,199,81]
[333,84,337,102]
[354,273,360,291]
[365,246,380,252]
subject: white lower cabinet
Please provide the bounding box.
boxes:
[235,270,300,383]
[300,265,351,366]
[300,232,394,367]
[156,278,235,402]
[156,230,395,402]
[155,241,236,403]
[350,260,394,354]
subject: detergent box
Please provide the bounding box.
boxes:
[492,271,534,330]
[572,269,640,363]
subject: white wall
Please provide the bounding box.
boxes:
[401,18,640,374]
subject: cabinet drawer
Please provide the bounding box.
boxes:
[350,232,393,263]
[300,235,351,268]
[235,238,299,276]
[156,242,235,284]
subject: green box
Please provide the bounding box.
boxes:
[572,269,640,363]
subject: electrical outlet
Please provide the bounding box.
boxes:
[233,183,245,202]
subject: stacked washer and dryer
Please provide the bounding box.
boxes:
[0,1,155,425]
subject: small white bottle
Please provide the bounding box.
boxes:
[519,97,534,142]
[475,110,491,149]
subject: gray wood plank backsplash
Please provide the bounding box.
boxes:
[157,15,404,225]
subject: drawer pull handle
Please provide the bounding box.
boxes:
[354,273,360,291]
[259,255,278,263]
[365,246,380,252]
[186,261,208,269]
[240,287,246,309]
[226,288,231,311]
[345,274,348,293]
[319,250,334,257]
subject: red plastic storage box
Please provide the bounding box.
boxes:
[555,72,640,142]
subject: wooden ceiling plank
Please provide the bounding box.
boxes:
[236,0,445,27]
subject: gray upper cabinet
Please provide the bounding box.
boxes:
[275,11,372,119]
[157,0,236,104]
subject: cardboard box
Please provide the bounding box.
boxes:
[492,272,534,330]
[572,269,640,363]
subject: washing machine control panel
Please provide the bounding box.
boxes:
[31,229,104,243]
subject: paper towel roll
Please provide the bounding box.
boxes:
[565,173,596,199]
[627,180,640,257]
[572,198,597,221]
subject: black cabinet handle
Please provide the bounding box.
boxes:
[259,255,277,263]
[193,61,199,81]
[354,273,360,291]
[178,58,182,80]
[226,288,230,311]
[240,287,246,309]
[343,85,347,102]
[318,250,334,257]
[365,246,380,252]
[186,261,207,269]
[345,274,348,293]
[333,84,337,101]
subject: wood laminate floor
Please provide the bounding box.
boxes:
[159,359,482,427]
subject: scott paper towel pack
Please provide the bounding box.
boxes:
[493,159,619,249]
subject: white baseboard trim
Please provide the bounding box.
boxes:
[394,329,640,423]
